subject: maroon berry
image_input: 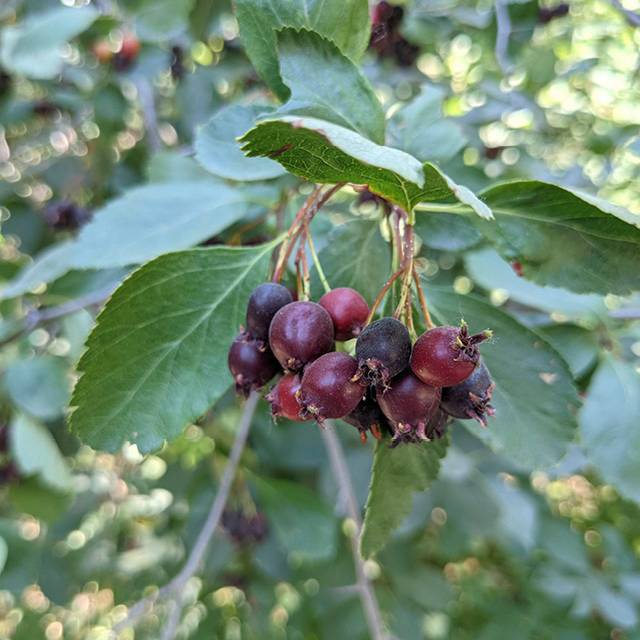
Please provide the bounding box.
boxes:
[378,370,441,445]
[299,352,364,422]
[354,317,411,388]
[228,332,279,396]
[246,283,293,342]
[441,360,496,426]
[266,373,309,422]
[425,408,451,441]
[344,390,390,443]
[319,287,370,341]
[268,301,334,372]
[411,322,492,387]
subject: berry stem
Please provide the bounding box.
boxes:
[305,224,331,294]
[393,211,414,319]
[365,267,405,326]
[412,266,435,329]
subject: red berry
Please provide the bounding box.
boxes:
[378,370,441,445]
[299,352,364,422]
[354,317,411,388]
[410,323,491,387]
[441,360,495,426]
[268,301,334,372]
[319,287,369,341]
[228,332,279,396]
[246,283,293,342]
[266,373,309,422]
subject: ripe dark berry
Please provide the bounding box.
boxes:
[228,332,279,396]
[411,322,492,387]
[222,509,268,546]
[378,370,441,445]
[265,373,309,422]
[425,408,451,441]
[319,287,369,341]
[269,301,334,372]
[344,390,390,443]
[246,283,293,342]
[354,317,411,388]
[42,201,91,231]
[299,352,364,422]
[441,360,496,426]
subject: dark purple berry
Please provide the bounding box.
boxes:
[441,360,495,426]
[411,322,492,387]
[170,45,184,80]
[246,283,293,342]
[425,408,451,441]
[354,317,411,388]
[222,509,268,546]
[42,201,91,231]
[344,390,390,443]
[538,3,569,23]
[378,370,441,445]
[299,352,364,422]
[269,301,334,372]
[266,373,309,422]
[228,332,279,396]
[319,287,369,341]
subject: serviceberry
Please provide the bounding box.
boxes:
[411,322,491,387]
[299,352,363,422]
[269,301,334,372]
[354,317,411,388]
[344,389,390,442]
[228,332,279,396]
[441,360,495,426]
[246,282,293,342]
[42,201,90,231]
[265,373,309,422]
[319,287,369,341]
[377,370,441,445]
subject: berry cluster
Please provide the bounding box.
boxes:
[228,283,496,446]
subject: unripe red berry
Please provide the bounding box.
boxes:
[227,332,279,396]
[269,301,334,372]
[299,352,364,422]
[410,322,491,387]
[441,360,495,426]
[377,370,441,445]
[354,317,411,389]
[265,373,309,422]
[319,287,369,341]
[246,283,293,342]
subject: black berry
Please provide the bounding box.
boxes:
[354,317,411,388]
[344,389,390,443]
[411,322,491,387]
[377,370,441,445]
[299,352,363,422]
[42,201,91,231]
[266,373,309,422]
[441,360,496,426]
[269,301,334,372]
[319,287,369,341]
[246,283,293,342]
[228,332,279,396]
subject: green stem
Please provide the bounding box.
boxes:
[306,228,331,294]
[414,203,473,214]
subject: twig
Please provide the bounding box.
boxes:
[134,77,162,152]
[114,391,260,634]
[320,423,389,640]
[494,0,513,74]
[160,600,182,640]
[412,268,434,329]
[365,268,405,325]
[0,284,116,348]
[609,0,640,26]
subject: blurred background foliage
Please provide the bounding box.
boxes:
[0,0,639,638]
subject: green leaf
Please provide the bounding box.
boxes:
[425,287,580,468]
[253,476,337,562]
[388,85,467,163]
[415,212,482,251]
[134,0,195,42]
[464,248,607,322]
[537,324,599,379]
[5,356,70,421]
[1,182,251,299]
[195,104,286,181]
[70,243,276,453]
[274,29,385,144]
[235,0,370,100]
[0,6,98,79]
[10,414,73,493]
[241,116,492,216]
[360,437,448,558]
[8,477,72,522]
[476,181,640,295]
[312,219,390,302]
[580,357,640,503]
